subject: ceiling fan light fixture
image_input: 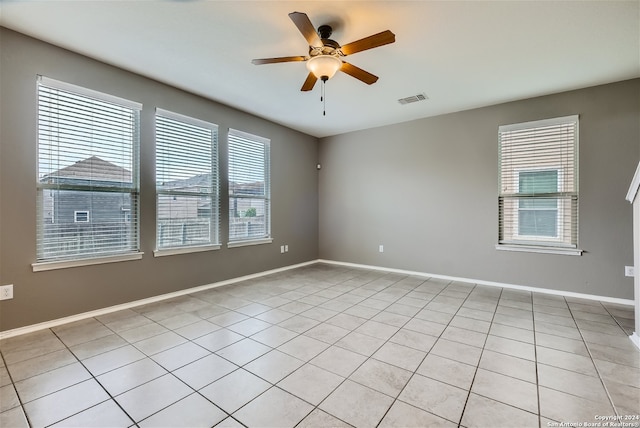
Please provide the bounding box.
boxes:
[306,55,342,80]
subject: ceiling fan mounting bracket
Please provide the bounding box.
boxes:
[317,25,333,39]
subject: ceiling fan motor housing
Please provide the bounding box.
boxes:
[312,25,341,57]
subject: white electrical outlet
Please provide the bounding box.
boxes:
[280,245,285,254]
[0,285,13,300]
[379,245,384,253]
[625,266,635,277]
[284,245,289,252]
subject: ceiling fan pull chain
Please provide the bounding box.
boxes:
[322,79,326,116]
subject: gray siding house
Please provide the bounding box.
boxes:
[39,156,135,258]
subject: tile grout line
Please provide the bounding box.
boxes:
[48,326,138,427]
[271,269,425,427]
[567,301,621,419]
[292,270,418,428]
[77,271,345,427]
[54,310,229,427]
[277,268,371,428]
[372,277,481,428]
[347,276,438,427]
[94,307,227,426]
[532,294,543,428]
[0,349,33,428]
[176,266,386,427]
[330,273,441,427]
[455,285,504,428]
[600,303,635,338]
[216,267,390,427]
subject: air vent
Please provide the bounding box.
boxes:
[398,93,428,105]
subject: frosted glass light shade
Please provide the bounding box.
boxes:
[306,55,342,79]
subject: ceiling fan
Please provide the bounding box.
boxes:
[252,12,396,92]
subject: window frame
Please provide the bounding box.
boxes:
[32,76,143,271]
[227,128,272,248]
[153,108,221,257]
[496,115,581,256]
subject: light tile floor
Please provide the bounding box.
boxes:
[1,264,639,427]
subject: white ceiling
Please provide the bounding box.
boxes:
[1,1,638,138]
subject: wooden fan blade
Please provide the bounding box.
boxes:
[289,12,323,48]
[340,30,395,56]
[340,62,379,85]
[252,56,306,65]
[301,72,318,91]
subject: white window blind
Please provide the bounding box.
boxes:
[155,109,219,250]
[228,129,270,242]
[36,76,141,262]
[498,115,578,249]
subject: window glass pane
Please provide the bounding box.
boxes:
[228,129,270,242]
[519,170,558,194]
[37,77,140,262]
[155,110,219,250]
[519,171,558,210]
[38,189,137,260]
[157,194,212,248]
[156,115,214,193]
[519,209,557,237]
[229,197,268,240]
[518,168,559,237]
[229,139,266,197]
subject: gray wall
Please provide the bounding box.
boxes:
[319,79,640,300]
[1,28,637,333]
[0,29,319,331]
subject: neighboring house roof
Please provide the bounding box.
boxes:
[230,181,264,195]
[160,173,211,189]
[163,173,264,195]
[43,156,263,196]
[43,156,132,182]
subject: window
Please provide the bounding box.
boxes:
[36,76,141,266]
[228,129,271,246]
[122,207,131,223]
[498,115,579,254]
[155,109,219,254]
[74,211,90,223]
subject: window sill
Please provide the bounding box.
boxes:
[496,244,582,256]
[32,252,144,272]
[227,237,273,248]
[154,245,221,257]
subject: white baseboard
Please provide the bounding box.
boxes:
[318,259,635,306]
[1,258,634,340]
[630,333,640,351]
[0,260,317,340]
